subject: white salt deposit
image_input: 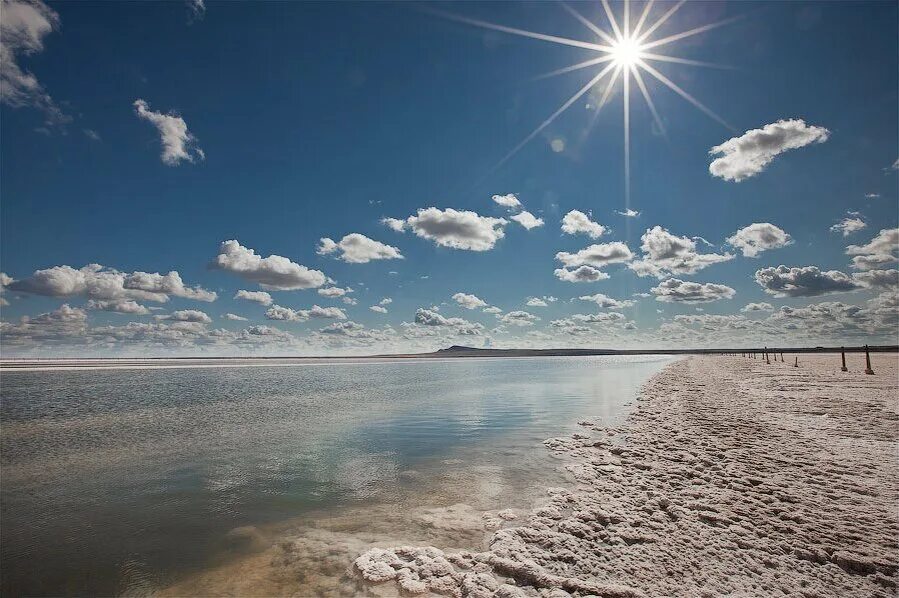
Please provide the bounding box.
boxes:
[354,355,899,597]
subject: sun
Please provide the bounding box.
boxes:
[429,0,740,207]
[610,36,643,66]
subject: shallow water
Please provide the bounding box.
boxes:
[0,355,673,596]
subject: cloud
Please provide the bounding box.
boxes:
[381,217,407,233]
[0,272,13,306]
[405,208,507,251]
[133,99,204,165]
[740,302,774,313]
[510,211,544,230]
[316,233,403,263]
[85,299,150,315]
[629,226,733,278]
[525,296,555,307]
[578,293,634,309]
[651,278,736,303]
[865,193,881,199]
[318,286,352,298]
[500,310,539,326]
[483,306,502,314]
[554,265,609,283]
[616,209,640,218]
[186,0,205,21]
[234,289,273,305]
[754,265,862,297]
[9,264,216,303]
[369,305,388,314]
[845,228,898,271]
[222,313,248,321]
[708,119,830,182]
[852,269,899,290]
[265,304,347,322]
[0,0,68,125]
[726,223,793,257]
[378,297,392,306]
[413,308,484,335]
[213,240,326,290]
[342,297,358,305]
[159,309,212,324]
[830,217,867,237]
[556,242,633,269]
[491,193,522,210]
[561,210,606,239]
[452,292,488,309]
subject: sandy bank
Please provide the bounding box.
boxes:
[356,354,899,597]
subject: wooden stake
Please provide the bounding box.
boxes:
[841,347,848,372]
[865,344,874,375]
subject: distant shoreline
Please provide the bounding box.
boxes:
[0,344,896,370]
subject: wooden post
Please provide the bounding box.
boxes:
[765,347,770,365]
[840,347,848,372]
[794,355,798,367]
[780,352,784,362]
[865,345,874,375]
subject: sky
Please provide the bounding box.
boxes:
[1,0,897,356]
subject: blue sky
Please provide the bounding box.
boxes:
[1,0,897,356]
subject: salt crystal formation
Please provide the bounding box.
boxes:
[355,355,899,597]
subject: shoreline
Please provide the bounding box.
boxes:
[355,354,899,597]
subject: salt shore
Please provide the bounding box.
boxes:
[355,354,899,597]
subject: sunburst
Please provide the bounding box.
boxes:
[430,0,740,207]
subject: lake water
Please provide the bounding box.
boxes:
[0,355,673,596]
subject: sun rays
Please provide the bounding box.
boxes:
[430,0,739,206]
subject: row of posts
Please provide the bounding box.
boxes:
[727,346,875,374]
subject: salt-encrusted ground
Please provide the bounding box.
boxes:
[355,354,899,597]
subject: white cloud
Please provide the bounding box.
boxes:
[378,297,392,306]
[318,286,352,298]
[133,99,204,165]
[405,208,507,251]
[726,223,793,257]
[616,209,640,218]
[381,217,407,233]
[754,265,863,297]
[452,292,487,310]
[510,211,544,230]
[630,226,733,278]
[561,210,606,239]
[708,119,830,182]
[526,297,547,307]
[830,217,867,237]
[578,293,634,309]
[651,279,736,303]
[554,265,609,283]
[222,313,248,321]
[316,233,403,263]
[85,299,150,315]
[853,269,899,290]
[234,289,273,305]
[265,304,347,322]
[483,306,502,314]
[491,193,521,210]
[865,193,881,199]
[412,308,484,335]
[741,302,774,313]
[9,264,216,303]
[555,242,632,269]
[845,228,898,272]
[159,309,212,324]
[342,296,358,306]
[213,240,326,290]
[369,305,388,314]
[186,0,205,21]
[500,310,539,326]
[0,0,68,125]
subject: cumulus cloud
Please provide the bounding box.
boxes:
[369,305,388,314]
[500,310,539,326]
[265,304,347,322]
[510,211,544,230]
[630,226,733,278]
[525,296,556,307]
[845,228,898,271]
[561,210,606,239]
[186,0,205,21]
[830,217,867,237]
[318,286,352,298]
[316,233,403,263]
[85,299,150,315]
[9,264,216,303]
[405,208,507,251]
[616,209,640,218]
[133,99,204,165]
[452,293,488,310]
[754,265,862,297]
[578,293,634,309]
[234,289,273,305]
[483,306,503,314]
[492,193,522,210]
[378,297,392,306]
[381,217,407,233]
[554,265,609,283]
[853,269,899,290]
[222,313,248,321]
[412,308,484,335]
[726,223,793,257]
[556,242,632,270]
[741,302,774,313]
[0,0,69,125]
[213,240,326,290]
[708,119,830,182]
[0,272,13,306]
[651,278,736,303]
[159,309,212,324]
